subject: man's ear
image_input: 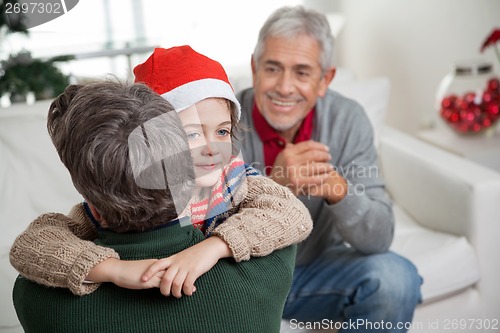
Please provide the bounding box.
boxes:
[251,55,257,83]
[87,202,102,222]
[318,67,336,97]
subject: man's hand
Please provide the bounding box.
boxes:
[141,236,231,298]
[270,140,347,204]
[307,169,348,204]
[86,258,164,289]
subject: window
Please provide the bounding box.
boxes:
[1,0,302,82]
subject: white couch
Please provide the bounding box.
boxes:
[1,86,500,332]
[380,126,500,330]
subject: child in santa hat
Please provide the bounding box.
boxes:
[132,46,254,233]
[10,46,312,299]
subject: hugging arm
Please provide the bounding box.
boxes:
[141,173,312,297]
[9,175,312,296]
[9,203,119,296]
[212,174,313,261]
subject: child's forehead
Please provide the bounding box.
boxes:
[197,97,232,107]
[179,99,232,123]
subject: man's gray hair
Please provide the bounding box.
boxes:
[253,5,335,71]
[47,81,194,232]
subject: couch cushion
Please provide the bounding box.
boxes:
[390,204,480,303]
[329,74,390,146]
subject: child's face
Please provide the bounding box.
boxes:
[178,98,233,188]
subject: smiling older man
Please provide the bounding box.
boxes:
[236,6,422,333]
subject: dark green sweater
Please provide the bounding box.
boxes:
[13,221,296,333]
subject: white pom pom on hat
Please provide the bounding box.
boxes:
[133,45,240,120]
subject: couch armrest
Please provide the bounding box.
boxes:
[379,126,500,316]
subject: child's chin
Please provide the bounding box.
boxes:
[195,172,222,188]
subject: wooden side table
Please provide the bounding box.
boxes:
[417,124,500,173]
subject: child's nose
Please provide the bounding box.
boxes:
[201,140,219,156]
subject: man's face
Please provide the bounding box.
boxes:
[252,34,334,140]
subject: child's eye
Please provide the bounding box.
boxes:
[186,132,201,140]
[217,129,231,136]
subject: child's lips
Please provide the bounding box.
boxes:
[194,156,223,171]
[195,163,220,171]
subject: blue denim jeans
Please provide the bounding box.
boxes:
[283,245,422,332]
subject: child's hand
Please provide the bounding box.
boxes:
[87,258,164,289]
[141,236,231,298]
[111,259,165,289]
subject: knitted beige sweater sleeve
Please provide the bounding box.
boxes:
[9,176,312,295]
[212,175,313,261]
[9,204,120,296]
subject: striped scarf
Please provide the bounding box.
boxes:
[189,156,259,236]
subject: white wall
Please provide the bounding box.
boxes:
[306,0,500,135]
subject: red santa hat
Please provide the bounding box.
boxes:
[133,46,240,119]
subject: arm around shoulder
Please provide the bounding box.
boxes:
[212,175,312,261]
[9,203,119,296]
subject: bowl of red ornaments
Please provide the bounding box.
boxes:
[437,61,500,134]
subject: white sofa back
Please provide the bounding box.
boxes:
[1,101,82,332]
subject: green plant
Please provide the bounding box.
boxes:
[1,1,73,101]
[0,51,74,100]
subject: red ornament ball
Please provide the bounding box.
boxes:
[439,77,500,134]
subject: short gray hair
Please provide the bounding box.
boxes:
[253,5,335,71]
[48,81,194,232]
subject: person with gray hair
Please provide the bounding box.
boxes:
[237,5,422,332]
[12,80,299,333]
[45,82,194,232]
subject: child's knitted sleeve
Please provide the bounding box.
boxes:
[9,203,119,296]
[211,175,312,261]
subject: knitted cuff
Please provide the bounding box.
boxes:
[67,245,119,296]
[212,222,251,262]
